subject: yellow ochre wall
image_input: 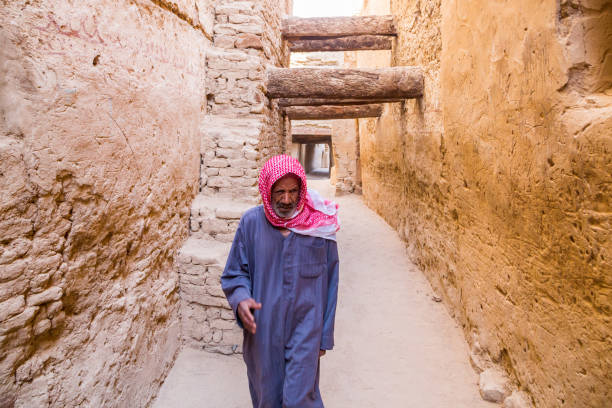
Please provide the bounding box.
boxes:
[358,0,611,406]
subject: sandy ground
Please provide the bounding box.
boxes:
[152,179,493,408]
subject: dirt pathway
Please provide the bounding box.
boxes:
[153,180,492,407]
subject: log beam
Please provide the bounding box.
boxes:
[292,126,332,136]
[287,35,392,52]
[291,126,331,144]
[267,67,423,99]
[292,134,332,144]
[282,16,396,38]
[278,97,405,107]
[284,104,384,120]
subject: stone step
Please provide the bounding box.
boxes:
[189,195,255,241]
[177,237,231,310]
[176,237,243,354]
[178,236,232,267]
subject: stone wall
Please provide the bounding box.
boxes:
[178,0,290,353]
[200,0,290,202]
[0,0,211,406]
[358,0,611,406]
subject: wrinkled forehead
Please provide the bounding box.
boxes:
[271,173,301,193]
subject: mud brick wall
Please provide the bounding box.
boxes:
[258,0,291,159]
[200,116,263,202]
[205,0,289,119]
[201,0,289,201]
[0,0,211,406]
[358,0,611,407]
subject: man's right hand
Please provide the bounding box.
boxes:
[237,298,262,334]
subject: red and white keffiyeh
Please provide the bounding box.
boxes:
[258,155,340,241]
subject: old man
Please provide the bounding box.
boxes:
[221,155,340,408]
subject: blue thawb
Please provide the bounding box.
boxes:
[221,205,339,408]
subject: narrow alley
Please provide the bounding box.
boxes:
[1,0,609,407]
[153,179,491,407]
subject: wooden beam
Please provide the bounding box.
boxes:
[292,126,332,136]
[284,104,384,120]
[292,134,332,144]
[287,35,392,52]
[267,67,423,99]
[282,16,396,38]
[278,97,405,107]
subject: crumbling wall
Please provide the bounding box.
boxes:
[0,0,211,406]
[359,0,611,406]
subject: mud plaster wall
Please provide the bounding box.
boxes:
[0,0,210,406]
[358,0,611,407]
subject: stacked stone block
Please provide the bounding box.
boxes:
[178,192,253,353]
[206,48,267,115]
[200,116,263,202]
[177,238,242,354]
[177,0,289,354]
[190,196,253,242]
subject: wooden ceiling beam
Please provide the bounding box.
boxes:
[282,16,396,38]
[287,35,392,52]
[291,126,332,136]
[267,67,423,99]
[278,97,405,107]
[291,134,332,144]
[284,104,384,120]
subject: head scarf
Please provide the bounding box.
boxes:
[258,155,340,241]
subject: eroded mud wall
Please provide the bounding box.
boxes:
[331,120,360,194]
[0,0,211,406]
[359,0,611,406]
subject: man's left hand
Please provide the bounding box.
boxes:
[319,350,326,358]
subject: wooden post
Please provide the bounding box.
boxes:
[267,67,423,99]
[284,104,384,120]
[287,35,392,52]
[282,16,396,38]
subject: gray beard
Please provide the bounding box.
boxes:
[273,202,297,219]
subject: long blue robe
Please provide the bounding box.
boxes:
[221,205,339,408]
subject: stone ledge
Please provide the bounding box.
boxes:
[178,238,231,266]
[190,195,254,219]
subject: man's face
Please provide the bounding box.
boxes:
[271,174,300,219]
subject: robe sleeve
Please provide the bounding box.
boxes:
[221,219,252,329]
[320,240,339,350]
